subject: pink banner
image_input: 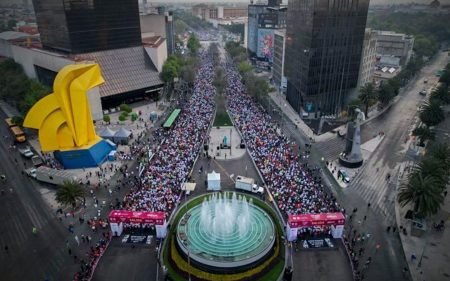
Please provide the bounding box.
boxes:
[288,212,345,228]
[109,210,166,225]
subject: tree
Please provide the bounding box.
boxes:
[429,143,450,172]
[387,78,401,96]
[378,83,395,105]
[11,115,24,127]
[174,19,187,34]
[398,172,444,217]
[414,156,447,188]
[103,115,111,124]
[413,35,439,58]
[161,60,179,83]
[430,83,450,105]
[412,125,435,146]
[56,181,85,208]
[18,80,50,115]
[419,100,445,127]
[358,82,377,117]
[237,61,252,76]
[187,34,201,54]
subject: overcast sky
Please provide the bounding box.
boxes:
[2,0,450,6]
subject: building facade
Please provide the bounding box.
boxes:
[32,0,142,54]
[357,28,377,88]
[247,4,287,62]
[374,30,414,66]
[285,0,370,117]
[272,29,286,92]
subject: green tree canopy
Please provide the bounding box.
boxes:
[430,83,450,105]
[412,125,435,146]
[429,143,450,172]
[358,82,377,117]
[56,181,85,208]
[419,99,445,127]
[378,83,395,105]
[187,34,201,54]
[398,172,444,217]
[174,19,188,34]
[237,61,252,76]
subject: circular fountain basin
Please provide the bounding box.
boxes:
[176,193,275,269]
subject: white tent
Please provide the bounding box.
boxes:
[207,171,221,191]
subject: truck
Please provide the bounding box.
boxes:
[235,176,264,194]
[19,147,34,158]
[35,166,78,185]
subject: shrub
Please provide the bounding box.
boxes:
[103,115,111,123]
[119,104,132,113]
[131,112,138,122]
[118,114,127,122]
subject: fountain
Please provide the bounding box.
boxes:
[176,192,275,270]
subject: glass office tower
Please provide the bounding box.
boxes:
[285,0,370,117]
[32,0,142,54]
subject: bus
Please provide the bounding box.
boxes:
[4,118,15,127]
[10,125,26,143]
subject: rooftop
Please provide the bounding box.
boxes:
[72,46,163,98]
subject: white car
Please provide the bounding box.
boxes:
[25,168,37,178]
[19,147,34,158]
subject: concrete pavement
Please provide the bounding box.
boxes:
[268,50,449,281]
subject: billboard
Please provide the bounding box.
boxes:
[257,29,275,62]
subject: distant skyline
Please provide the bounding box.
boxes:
[1,0,450,6]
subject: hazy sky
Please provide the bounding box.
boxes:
[2,0,450,6]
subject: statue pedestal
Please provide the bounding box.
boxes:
[338,156,363,168]
[54,139,116,169]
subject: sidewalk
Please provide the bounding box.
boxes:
[394,165,450,281]
[324,134,385,188]
[268,91,400,143]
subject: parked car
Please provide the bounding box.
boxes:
[419,89,427,96]
[25,168,37,178]
[19,147,34,158]
[338,169,350,183]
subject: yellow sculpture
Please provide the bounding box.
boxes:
[24,64,105,152]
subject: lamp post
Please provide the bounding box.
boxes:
[229,128,232,156]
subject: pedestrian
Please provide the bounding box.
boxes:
[4,245,8,252]
[75,235,80,246]
[68,248,72,255]
[367,203,371,208]
[411,253,417,262]
[386,226,391,232]
[363,215,367,221]
[393,227,397,233]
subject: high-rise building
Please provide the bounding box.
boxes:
[32,0,142,54]
[247,3,286,63]
[285,0,370,117]
[357,28,377,88]
[374,30,414,66]
[272,29,286,92]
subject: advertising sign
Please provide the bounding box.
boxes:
[108,210,166,225]
[288,212,345,228]
[257,29,275,62]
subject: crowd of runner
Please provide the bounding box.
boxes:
[224,58,341,217]
[122,52,215,216]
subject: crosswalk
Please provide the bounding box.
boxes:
[315,137,346,161]
[347,160,399,225]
